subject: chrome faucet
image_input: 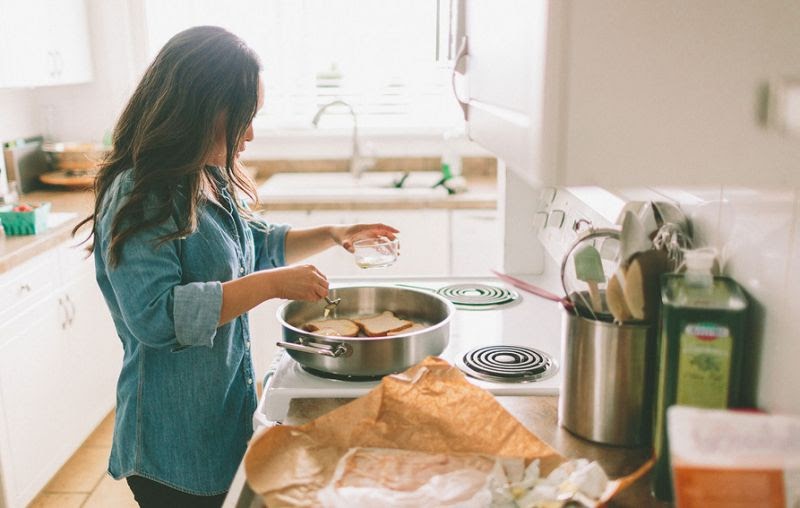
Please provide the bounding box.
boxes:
[311,100,374,178]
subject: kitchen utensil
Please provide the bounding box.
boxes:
[653,222,692,268]
[651,201,689,235]
[560,227,619,321]
[618,201,659,239]
[623,249,671,321]
[559,303,657,446]
[490,269,575,312]
[573,244,605,313]
[606,269,633,324]
[276,286,454,377]
[322,296,341,318]
[619,210,653,266]
[353,237,399,269]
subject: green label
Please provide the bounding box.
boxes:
[676,322,732,407]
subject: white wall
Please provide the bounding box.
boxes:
[658,184,800,415]
[0,89,39,141]
[32,0,140,143]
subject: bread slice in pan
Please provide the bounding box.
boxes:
[386,322,428,336]
[352,311,413,337]
[304,319,359,337]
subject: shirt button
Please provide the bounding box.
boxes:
[246,378,253,385]
[239,266,245,274]
[246,341,251,349]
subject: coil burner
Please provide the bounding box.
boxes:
[436,283,519,310]
[459,345,557,383]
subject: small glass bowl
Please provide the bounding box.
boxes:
[353,237,399,269]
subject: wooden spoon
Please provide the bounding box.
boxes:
[607,268,633,324]
[623,249,670,321]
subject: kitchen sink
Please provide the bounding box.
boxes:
[257,171,450,200]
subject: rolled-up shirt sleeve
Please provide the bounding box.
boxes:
[97,191,222,350]
[250,218,290,270]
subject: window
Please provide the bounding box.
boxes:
[142,0,462,131]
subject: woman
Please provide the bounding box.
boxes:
[74,26,397,507]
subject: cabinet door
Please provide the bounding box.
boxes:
[0,0,51,87]
[0,0,92,88]
[0,298,70,508]
[56,242,120,440]
[43,0,93,85]
[559,0,800,186]
[461,0,563,187]
[59,276,119,442]
[450,209,500,276]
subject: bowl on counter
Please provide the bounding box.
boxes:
[42,142,109,172]
[40,142,109,189]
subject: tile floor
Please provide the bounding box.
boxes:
[28,410,137,508]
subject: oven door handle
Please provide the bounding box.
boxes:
[276,338,352,358]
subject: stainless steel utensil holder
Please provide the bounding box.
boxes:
[558,301,657,447]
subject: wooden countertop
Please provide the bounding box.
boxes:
[224,396,671,508]
[0,174,497,274]
[255,175,497,211]
[0,188,93,273]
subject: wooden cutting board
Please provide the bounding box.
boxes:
[39,171,94,189]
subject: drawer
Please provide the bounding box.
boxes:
[0,250,58,322]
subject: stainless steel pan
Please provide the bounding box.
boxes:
[276,286,454,377]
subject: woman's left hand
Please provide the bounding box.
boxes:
[331,223,399,253]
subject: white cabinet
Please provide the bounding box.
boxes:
[458,0,562,188]
[461,0,800,187]
[0,241,118,508]
[0,0,93,88]
[0,295,66,508]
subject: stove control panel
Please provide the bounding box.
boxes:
[536,186,624,265]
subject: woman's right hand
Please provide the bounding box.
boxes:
[264,264,329,301]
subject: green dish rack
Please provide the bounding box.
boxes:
[0,202,51,236]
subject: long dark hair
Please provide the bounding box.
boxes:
[74,26,261,266]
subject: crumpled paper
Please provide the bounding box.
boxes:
[244,357,647,507]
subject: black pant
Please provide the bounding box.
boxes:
[126,475,227,508]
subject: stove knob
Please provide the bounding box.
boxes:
[547,209,565,228]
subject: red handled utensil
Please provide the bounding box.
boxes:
[490,269,575,312]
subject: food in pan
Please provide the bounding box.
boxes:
[303,311,427,338]
[386,323,428,336]
[304,319,360,337]
[352,311,413,337]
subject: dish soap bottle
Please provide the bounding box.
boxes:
[652,249,748,501]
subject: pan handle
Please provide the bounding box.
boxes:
[276,337,352,358]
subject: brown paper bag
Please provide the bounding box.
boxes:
[244,356,646,507]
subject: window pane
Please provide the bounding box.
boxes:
[143,0,462,129]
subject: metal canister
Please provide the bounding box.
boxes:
[558,299,657,447]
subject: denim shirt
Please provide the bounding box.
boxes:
[94,167,289,495]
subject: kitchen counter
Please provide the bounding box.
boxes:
[0,173,497,274]
[224,396,670,508]
[255,173,497,211]
[0,188,92,273]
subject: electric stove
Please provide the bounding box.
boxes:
[254,275,564,425]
